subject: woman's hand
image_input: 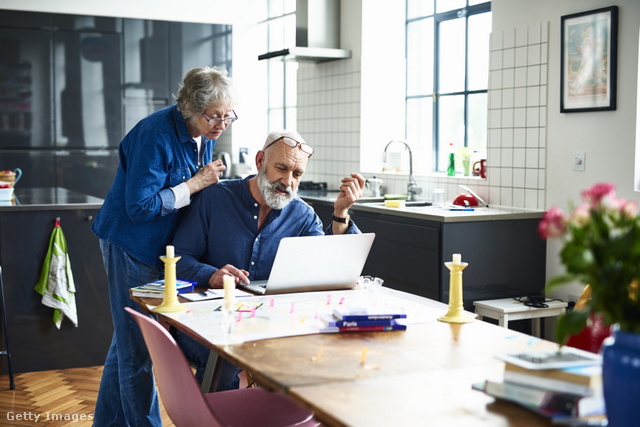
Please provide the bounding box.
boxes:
[186,159,226,194]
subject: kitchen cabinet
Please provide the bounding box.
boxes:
[0,188,110,374]
[0,9,232,199]
[303,196,546,317]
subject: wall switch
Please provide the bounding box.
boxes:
[572,152,586,171]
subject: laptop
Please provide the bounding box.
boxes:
[239,233,376,295]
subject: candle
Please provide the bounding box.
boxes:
[452,253,461,264]
[223,275,235,306]
[166,245,175,258]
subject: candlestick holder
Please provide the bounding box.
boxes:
[152,255,188,313]
[437,262,475,324]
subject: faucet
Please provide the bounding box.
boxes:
[382,140,422,201]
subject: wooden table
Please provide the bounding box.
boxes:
[132,288,558,426]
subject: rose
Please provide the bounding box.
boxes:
[538,206,567,239]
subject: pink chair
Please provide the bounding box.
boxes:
[125,307,319,427]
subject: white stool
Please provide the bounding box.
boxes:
[473,298,568,337]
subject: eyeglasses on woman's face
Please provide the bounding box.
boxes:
[202,110,238,126]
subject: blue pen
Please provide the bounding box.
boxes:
[447,207,474,211]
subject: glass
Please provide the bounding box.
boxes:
[436,0,466,13]
[438,95,464,171]
[407,18,434,96]
[439,17,466,94]
[264,136,315,156]
[202,110,238,126]
[407,0,434,18]
[468,12,491,91]
[433,189,446,208]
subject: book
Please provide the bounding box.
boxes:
[320,314,402,327]
[503,362,602,397]
[472,379,605,419]
[495,346,601,370]
[332,307,407,322]
[130,279,195,298]
[337,324,407,332]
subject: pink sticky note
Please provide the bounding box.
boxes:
[251,308,256,318]
[270,298,275,308]
[290,302,295,313]
[237,312,242,322]
[327,295,331,305]
[339,297,345,305]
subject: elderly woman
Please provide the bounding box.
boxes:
[91,66,237,426]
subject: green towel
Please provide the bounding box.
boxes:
[34,219,78,329]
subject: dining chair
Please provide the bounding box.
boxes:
[125,307,319,427]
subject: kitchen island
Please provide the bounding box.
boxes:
[0,188,111,373]
[300,191,546,332]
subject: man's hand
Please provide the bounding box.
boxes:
[334,173,365,217]
[186,159,226,194]
[208,265,250,289]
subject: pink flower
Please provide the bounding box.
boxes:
[620,199,638,219]
[581,182,616,209]
[539,206,568,239]
[569,204,591,227]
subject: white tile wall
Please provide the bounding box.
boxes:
[296,22,549,209]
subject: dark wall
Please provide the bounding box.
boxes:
[0,10,233,198]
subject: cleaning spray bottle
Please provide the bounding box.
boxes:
[447,142,456,176]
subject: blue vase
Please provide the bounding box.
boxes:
[602,328,640,427]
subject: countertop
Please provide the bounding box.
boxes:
[0,187,104,211]
[298,190,544,222]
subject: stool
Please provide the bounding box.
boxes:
[0,266,14,389]
[473,298,568,338]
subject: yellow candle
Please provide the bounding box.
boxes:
[452,253,461,264]
[166,245,175,258]
[223,275,235,305]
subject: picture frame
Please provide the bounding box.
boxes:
[560,6,618,113]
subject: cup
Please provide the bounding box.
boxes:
[0,168,22,187]
[473,160,487,179]
[433,189,445,208]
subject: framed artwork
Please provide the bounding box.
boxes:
[560,6,618,113]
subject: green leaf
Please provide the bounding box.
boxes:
[556,310,590,346]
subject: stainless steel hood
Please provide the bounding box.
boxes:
[258,0,351,63]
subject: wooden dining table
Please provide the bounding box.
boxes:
[132,287,560,426]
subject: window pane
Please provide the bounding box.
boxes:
[436,0,466,13]
[269,0,284,18]
[268,62,284,108]
[268,18,285,50]
[469,0,490,5]
[439,18,465,93]
[407,18,434,96]
[407,0,434,19]
[285,107,297,129]
[285,62,298,106]
[406,97,433,174]
[269,108,283,131]
[468,12,491,91]
[467,93,487,152]
[438,95,464,170]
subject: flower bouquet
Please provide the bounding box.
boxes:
[539,183,640,345]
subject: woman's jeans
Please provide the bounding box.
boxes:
[93,240,163,427]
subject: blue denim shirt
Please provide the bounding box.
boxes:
[91,104,215,267]
[172,176,360,287]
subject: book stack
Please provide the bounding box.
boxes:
[474,348,604,420]
[321,307,407,332]
[130,279,196,298]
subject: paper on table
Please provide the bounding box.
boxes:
[181,288,252,302]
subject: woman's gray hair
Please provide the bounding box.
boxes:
[175,66,236,120]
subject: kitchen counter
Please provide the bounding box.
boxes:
[298,190,544,222]
[0,187,104,211]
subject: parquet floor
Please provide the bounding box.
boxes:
[0,366,174,426]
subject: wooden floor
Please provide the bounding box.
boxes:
[0,366,174,426]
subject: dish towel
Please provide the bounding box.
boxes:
[34,218,78,329]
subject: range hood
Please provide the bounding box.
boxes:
[258,0,351,63]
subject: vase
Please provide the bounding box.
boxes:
[602,327,640,427]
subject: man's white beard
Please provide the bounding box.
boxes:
[257,167,297,210]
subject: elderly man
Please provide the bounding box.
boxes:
[172,129,365,389]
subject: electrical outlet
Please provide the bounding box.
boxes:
[572,152,586,171]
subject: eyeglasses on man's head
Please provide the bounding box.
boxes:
[264,136,315,157]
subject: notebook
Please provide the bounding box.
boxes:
[239,233,376,295]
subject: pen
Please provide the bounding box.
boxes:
[447,207,475,211]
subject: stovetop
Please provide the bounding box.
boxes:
[298,181,328,191]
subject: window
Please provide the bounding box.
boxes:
[406,0,491,174]
[259,0,298,131]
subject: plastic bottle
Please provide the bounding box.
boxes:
[447,143,456,176]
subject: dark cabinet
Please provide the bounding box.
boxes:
[0,9,233,199]
[0,193,110,373]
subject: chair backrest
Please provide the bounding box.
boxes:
[125,307,222,426]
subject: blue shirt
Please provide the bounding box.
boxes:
[172,176,360,287]
[91,104,216,267]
